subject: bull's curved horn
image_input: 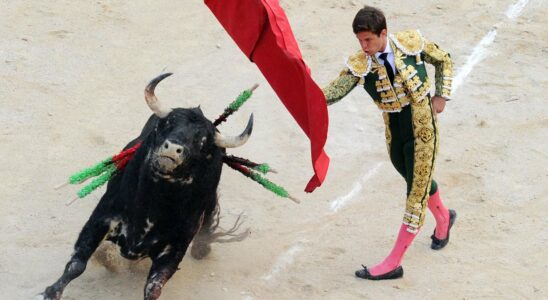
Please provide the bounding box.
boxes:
[145,73,173,118]
[214,113,254,148]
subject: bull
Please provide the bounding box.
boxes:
[40,73,253,300]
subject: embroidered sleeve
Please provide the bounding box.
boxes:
[422,39,453,100]
[322,69,360,106]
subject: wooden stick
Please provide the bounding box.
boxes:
[54,182,69,190]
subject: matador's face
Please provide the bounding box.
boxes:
[356,29,387,56]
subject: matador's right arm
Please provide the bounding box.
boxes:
[322,69,360,105]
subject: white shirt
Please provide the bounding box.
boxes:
[375,39,396,75]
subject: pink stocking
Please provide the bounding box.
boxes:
[368,224,417,276]
[428,190,450,239]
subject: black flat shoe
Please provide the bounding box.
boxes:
[431,209,457,250]
[355,265,404,280]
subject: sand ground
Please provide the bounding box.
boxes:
[1,0,547,299]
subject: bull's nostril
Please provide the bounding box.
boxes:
[164,143,169,149]
[176,149,182,154]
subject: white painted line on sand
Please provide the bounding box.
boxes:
[261,241,306,281]
[452,29,497,94]
[453,0,530,94]
[506,0,529,20]
[329,162,384,212]
[256,164,385,282]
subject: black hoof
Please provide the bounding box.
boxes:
[40,288,62,300]
[355,265,403,280]
[431,209,457,250]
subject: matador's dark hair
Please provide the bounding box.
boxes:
[352,5,387,35]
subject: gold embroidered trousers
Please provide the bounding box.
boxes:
[383,96,439,233]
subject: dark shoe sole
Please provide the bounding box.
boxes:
[431,209,457,250]
[355,265,403,280]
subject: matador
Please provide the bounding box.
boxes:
[322,6,457,280]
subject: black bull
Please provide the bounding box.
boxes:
[40,73,254,300]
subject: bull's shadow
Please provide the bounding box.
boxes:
[39,73,253,300]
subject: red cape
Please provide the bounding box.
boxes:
[205,0,330,192]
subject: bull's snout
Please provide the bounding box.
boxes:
[162,141,184,154]
[154,140,185,173]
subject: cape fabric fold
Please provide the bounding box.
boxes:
[205,0,330,192]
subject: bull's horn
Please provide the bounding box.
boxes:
[145,73,173,118]
[214,114,254,148]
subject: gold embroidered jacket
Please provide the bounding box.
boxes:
[323,30,453,231]
[323,29,453,112]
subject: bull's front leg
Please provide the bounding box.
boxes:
[190,201,218,259]
[39,219,109,300]
[144,248,186,300]
[190,207,249,260]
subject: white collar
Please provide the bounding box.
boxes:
[375,38,393,59]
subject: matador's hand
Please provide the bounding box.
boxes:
[431,96,447,118]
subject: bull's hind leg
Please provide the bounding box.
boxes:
[40,219,109,300]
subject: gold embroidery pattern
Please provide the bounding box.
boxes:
[322,70,360,105]
[375,78,392,93]
[390,29,425,56]
[393,45,432,108]
[393,74,404,87]
[377,100,410,112]
[403,99,439,231]
[399,65,418,81]
[363,30,453,113]
[345,50,372,77]
[393,51,406,70]
[382,112,392,152]
[380,90,397,103]
[407,76,423,92]
[423,40,453,99]
[371,56,408,111]
[410,81,431,105]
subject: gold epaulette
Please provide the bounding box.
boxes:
[345,50,372,78]
[389,30,424,56]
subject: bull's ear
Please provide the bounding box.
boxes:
[194,105,205,116]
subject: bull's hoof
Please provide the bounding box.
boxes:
[190,242,211,260]
[34,293,47,300]
[38,287,62,300]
